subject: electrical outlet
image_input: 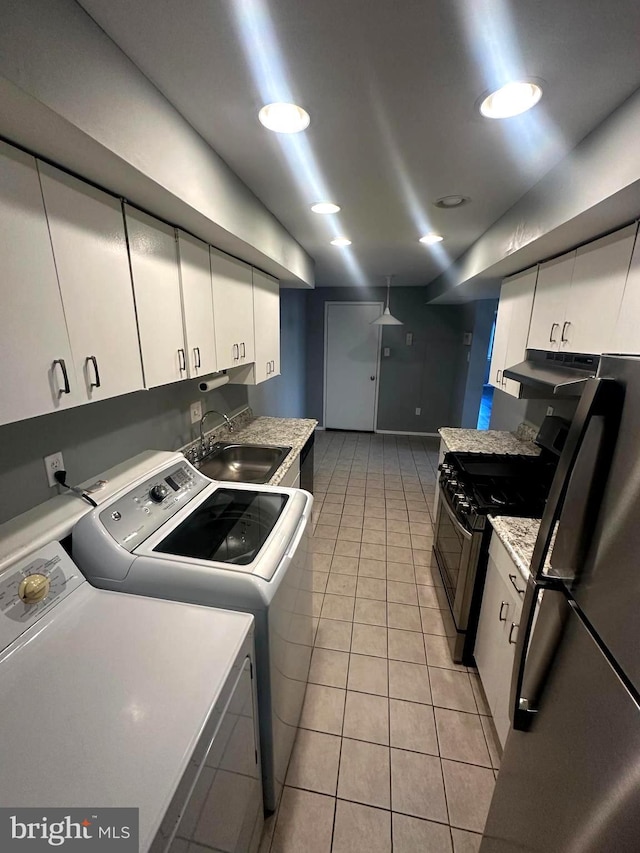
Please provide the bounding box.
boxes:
[405,332,413,346]
[546,406,554,416]
[415,407,421,416]
[383,347,391,357]
[190,401,203,424]
[44,452,64,488]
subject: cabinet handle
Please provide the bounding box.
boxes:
[496,369,502,385]
[87,355,101,389]
[53,358,71,395]
[233,343,239,361]
[266,361,271,376]
[178,348,186,372]
[550,322,559,343]
[561,321,571,343]
[508,573,525,596]
[194,347,201,369]
[508,622,519,645]
[499,601,508,622]
[271,360,275,373]
[240,341,246,359]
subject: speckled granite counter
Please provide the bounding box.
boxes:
[489,516,554,580]
[439,427,540,456]
[232,416,317,485]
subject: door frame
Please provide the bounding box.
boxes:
[323,301,383,432]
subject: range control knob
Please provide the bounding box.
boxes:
[149,484,169,503]
[19,574,50,604]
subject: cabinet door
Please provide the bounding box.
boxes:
[210,248,255,370]
[474,554,511,725]
[177,231,217,378]
[39,164,144,403]
[612,224,640,353]
[527,252,575,351]
[0,142,80,426]
[489,289,511,390]
[565,224,637,354]
[252,269,280,383]
[502,267,537,397]
[125,206,186,388]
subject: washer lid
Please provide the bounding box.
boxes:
[152,487,289,566]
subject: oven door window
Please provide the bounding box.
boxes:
[153,488,289,566]
[435,491,474,628]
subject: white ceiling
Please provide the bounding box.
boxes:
[79,0,640,288]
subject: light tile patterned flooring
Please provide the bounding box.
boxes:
[260,431,501,853]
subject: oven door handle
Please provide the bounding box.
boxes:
[438,484,473,541]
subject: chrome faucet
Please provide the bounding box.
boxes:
[200,409,234,454]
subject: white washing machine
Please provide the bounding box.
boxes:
[0,541,263,853]
[72,452,314,812]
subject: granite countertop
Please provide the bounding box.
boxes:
[232,416,318,485]
[438,427,540,456]
[489,516,554,580]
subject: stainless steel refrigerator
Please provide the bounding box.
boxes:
[481,354,640,852]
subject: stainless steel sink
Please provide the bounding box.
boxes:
[196,442,292,484]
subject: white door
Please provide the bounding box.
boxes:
[177,231,218,378]
[564,224,636,354]
[0,142,80,426]
[324,302,382,431]
[210,247,255,370]
[611,225,640,353]
[527,251,575,351]
[39,163,144,403]
[125,206,186,388]
[252,269,280,383]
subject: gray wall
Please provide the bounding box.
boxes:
[248,290,308,418]
[490,390,578,432]
[0,381,248,524]
[306,287,479,433]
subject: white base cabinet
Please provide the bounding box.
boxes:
[0,143,80,426]
[474,532,525,747]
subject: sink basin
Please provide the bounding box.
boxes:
[196,442,292,484]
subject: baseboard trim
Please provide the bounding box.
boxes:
[374,429,440,437]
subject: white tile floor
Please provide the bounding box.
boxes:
[260,431,501,853]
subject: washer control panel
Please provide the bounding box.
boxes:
[99,461,210,551]
[0,542,84,652]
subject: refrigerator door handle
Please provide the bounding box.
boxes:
[510,577,567,730]
[528,377,620,583]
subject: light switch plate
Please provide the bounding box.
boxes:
[190,401,203,424]
[415,407,421,416]
[383,347,391,357]
[405,333,413,346]
[546,406,554,416]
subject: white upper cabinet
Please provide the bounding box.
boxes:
[490,267,537,398]
[567,224,637,354]
[39,163,144,403]
[125,206,186,388]
[611,225,640,353]
[0,143,80,426]
[527,251,575,351]
[252,269,280,383]
[210,247,255,371]
[177,231,217,379]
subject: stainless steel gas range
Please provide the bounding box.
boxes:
[433,423,566,665]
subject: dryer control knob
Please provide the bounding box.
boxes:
[150,484,169,503]
[19,574,50,604]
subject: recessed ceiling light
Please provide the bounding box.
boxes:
[331,238,352,247]
[479,82,543,119]
[258,102,310,133]
[311,202,341,214]
[419,233,444,245]
[434,195,470,209]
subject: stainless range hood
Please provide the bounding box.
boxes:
[503,350,599,397]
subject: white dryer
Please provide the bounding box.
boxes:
[0,541,263,853]
[72,452,314,812]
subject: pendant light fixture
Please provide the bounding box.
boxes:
[371,275,403,325]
